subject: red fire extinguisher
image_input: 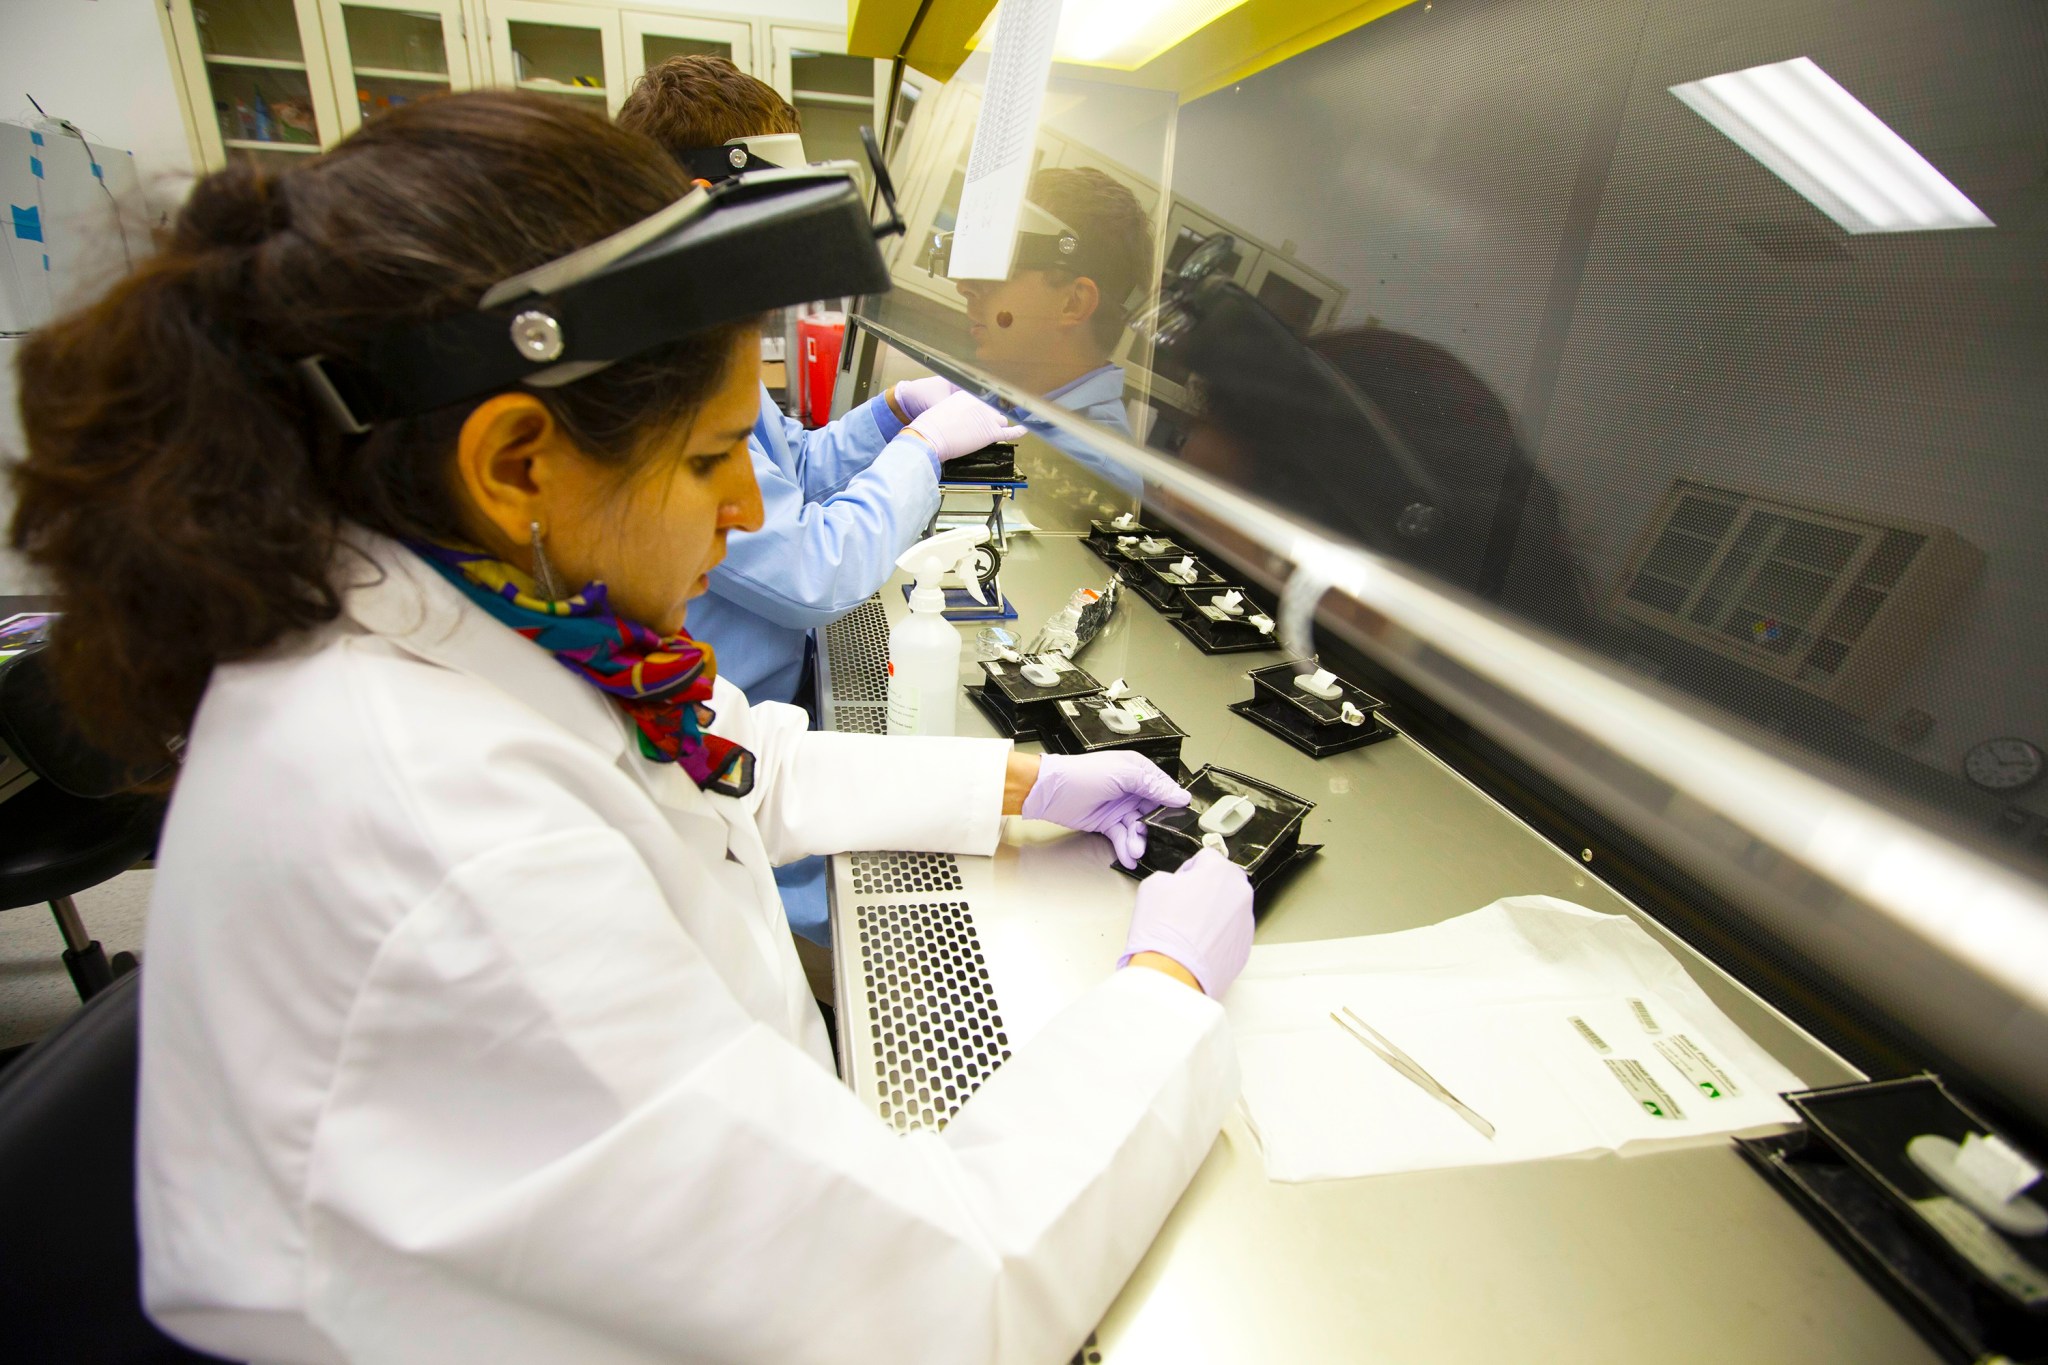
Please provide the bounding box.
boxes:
[796,311,846,428]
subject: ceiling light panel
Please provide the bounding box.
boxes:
[1670,56,1993,234]
[973,0,1254,71]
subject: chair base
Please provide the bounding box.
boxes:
[63,939,114,1000]
[50,895,137,1001]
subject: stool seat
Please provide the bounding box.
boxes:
[0,782,163,911]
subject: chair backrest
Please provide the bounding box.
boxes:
[0,973,225,1363]
[0,649,173,799]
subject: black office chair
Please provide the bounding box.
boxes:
[0,970,227,1362]
[0,648,170,1000]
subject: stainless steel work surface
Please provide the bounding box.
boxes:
[824,523,1934,1364]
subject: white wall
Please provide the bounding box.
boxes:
[0,0,198,212]
[2,0,197,593]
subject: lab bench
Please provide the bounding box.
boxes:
[821,521,1937,1363]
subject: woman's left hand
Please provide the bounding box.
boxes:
[1020,752,1193,868]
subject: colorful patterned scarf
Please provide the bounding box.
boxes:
[408,541,755,797]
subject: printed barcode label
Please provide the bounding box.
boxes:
[1059,701,1079,716]
[1198,604,1228,622]
[1124,700,1159,721]
[1629,998,1662,1034]
[986,662,1005,675]
[1605,1058,1685,1120]
[1569,1016,1611,1054]
[1656,1035,1740,1098]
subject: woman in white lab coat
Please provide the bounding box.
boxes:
[8,93,1255,1364]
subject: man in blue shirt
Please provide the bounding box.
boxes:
[954,169,1152,420]
[621,57,1021,949]
[949,167,1156,495]
[620,56,999,708]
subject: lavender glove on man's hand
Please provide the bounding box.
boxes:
[1020,751,1191,869]
[892,375,960,420]
[901,391,1027,463]
[1119,849,1255,999]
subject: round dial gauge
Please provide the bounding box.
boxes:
[1963,738,2044,792]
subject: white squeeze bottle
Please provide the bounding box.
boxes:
[887,526,989,737]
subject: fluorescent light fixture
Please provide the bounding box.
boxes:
[971,0,1254,71]
[1670,56,1992,234]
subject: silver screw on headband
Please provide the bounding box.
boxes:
[510,310,565,363]
[728,146,748,168]
[529,521,566,603]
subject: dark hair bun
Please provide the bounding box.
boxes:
[174,162,286,251]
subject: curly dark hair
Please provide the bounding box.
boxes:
[8,91,751,765]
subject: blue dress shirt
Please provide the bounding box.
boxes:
[692,384,942,706]
[1016,364,1142,495]
[692,384,942,947]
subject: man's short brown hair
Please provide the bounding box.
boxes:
[619,54,800,157]
[1028,167,1155,352]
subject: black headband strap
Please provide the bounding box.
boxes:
[675,143,783,184]
[300,170,886,433]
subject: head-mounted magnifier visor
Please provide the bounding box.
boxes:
[300,140,900,434]
[925,199,1085,282]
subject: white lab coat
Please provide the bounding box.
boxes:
[135,531,1236,1365]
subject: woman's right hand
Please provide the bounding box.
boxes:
[1120,849,1255,999]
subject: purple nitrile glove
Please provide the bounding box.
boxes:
[1020,751,1191,869]
[901,391,1027,463]
[1119,849,1255,999]
[892,375,960,420]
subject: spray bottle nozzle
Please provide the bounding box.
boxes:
[896,526,991,613]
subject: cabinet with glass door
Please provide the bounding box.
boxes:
[768,26,888,198]
[619,10,757,84]
[318,0,475,135]
[479,0,626,115]
[168,0,347,170]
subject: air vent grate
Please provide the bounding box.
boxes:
[833,705,888,735]
[857,900,1011,1132]
[824,595,891,703]
[850,851,965,896]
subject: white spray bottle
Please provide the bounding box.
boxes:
[887,526,988,737]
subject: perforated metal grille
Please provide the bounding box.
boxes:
[832,705,888,735]
[857,900,1010,1132]
[850,851,964,895]
[824,595,890,703]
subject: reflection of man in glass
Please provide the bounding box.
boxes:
[950,168,1153,438]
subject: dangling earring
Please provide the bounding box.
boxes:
[529,520,565,603]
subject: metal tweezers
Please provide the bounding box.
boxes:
[1331,1006,1497,1140]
